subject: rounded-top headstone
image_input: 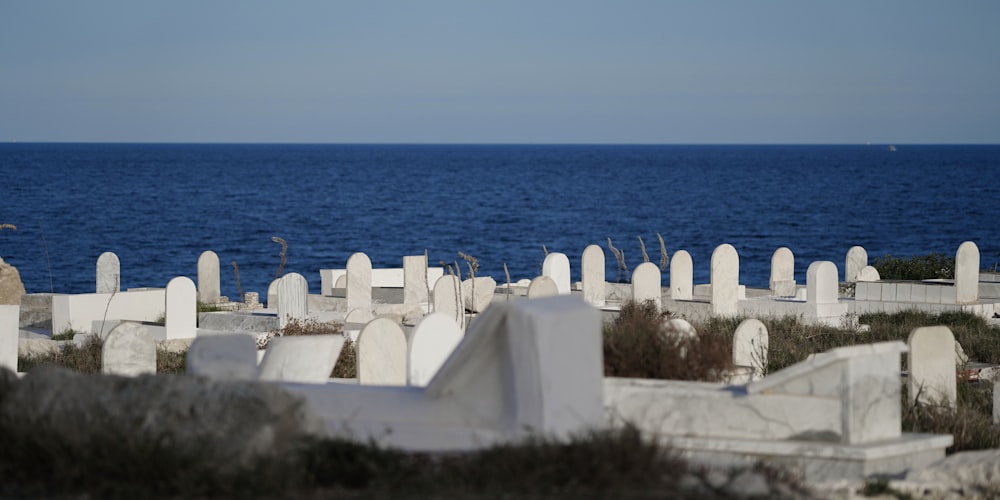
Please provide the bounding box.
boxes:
[527,275,559,298]
[357,317,407,386]
[408,312,465,386]
[541,252,572,295]
[670,250,693,301]
[733,318,768,380]
[806,261,839,305]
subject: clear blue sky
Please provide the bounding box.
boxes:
[2,1,998,144]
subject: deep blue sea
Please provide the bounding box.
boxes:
[0,143,997,298]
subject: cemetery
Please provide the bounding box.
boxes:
[2,241,1000,497]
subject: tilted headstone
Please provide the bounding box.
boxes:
[527,275,559,298]
[955,241,980,304]
[346,252,373,314]
[197,250,221,304]
[857,266,881,282]
[670,250,693,300]
[769,247,796,296]
[258,334,345,383]
[433,274,463,324]
[276,272,308,328]
[96,251,120,293]
[907,326,957,408]
[461,277,496,313]
[806,261,839,305]
[357,317,407,386]
[403,255,428,304]
[711,244,739,317]
[408,312,464,386]
[102,322,156,376]
[542,252,571,295]
[580,244,606,306]
[733,318,768,382]
[845,246,868,283]
[165,276,197,339]
[187,334,258,380]
[631,262,661,310]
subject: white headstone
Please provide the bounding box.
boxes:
[197,250,221,304]
[845,246,868,283]
[186,334,258,380]
[670,250,693,300]
[408,312,464,386]
[102,322,156,376]
[806,261,839,305]
[955,241,980,304]
[96,251,120,293]
[0,305,18,371]
[857,266,881,282]
[541,252,571,295]
[357,317,407,386]
[662,318,697,338]
[631,262,661,310]
[276,272,308,328]
[461,276,496,313]
[403,255,428,304]
[346,252,373,314]
[907,326,957,408]
[433,274,463,324]
[258,334,345,383]
[581,244,606,306]
[769,247,796,296]
[165,276,197,339]
[733,318,768,381]
[334,275,347,289]
[711,244,739,317]
[527,275,559,298]
[267,279,279,308]
[345,307,373,325]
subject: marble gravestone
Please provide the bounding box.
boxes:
[197,250,221,304]
[711,244,739,317]
[102,322,156,376]
[408,312,464,386]
[96,251,120,294]
[165,276,197,339]
[631,262,661,310]
[541,252,571,295]
[845,246,868,283]
[276,273,308,328]
[357,317,408,386]
[670,250,693,301]
[346,252,373,315]
[580,244,606,306]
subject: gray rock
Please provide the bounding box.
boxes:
[0,365,323,471]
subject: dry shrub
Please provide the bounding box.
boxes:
[903,380,1000,452]
[156,349,186,374]
[277,318,344,337]
[18,336,103,374]
[604,300,733,381]
[331,337,356,379]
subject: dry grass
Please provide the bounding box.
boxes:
[332,336,357,379]
[604,301,733,381]
[903,380,1000,452]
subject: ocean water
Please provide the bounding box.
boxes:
[1,143,997,298]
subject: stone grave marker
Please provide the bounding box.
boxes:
[347,252,373,314]
[96,251,120,293]
[433,274,463,325]
[403,255,428,304]
[165,276,197,339]
[845,246,868,283]
[711,244,739,317]
[187,334,257,380]
[670,250,693,300]
[461,276,496,313]
[357,317,407,386]
[955,241,980,304]
[542,252,571,295]
[907,326,957,408]
[197,250,221,304]
[102,322,156,376]
[277,272,308,328]
[267,279,279,308]
[408,312,464,386]
[769,247,796,296]
[631,262,661,310]
[0,305,18,371]
[527,275,559,298]
[857,266,880,282]
[733,318,768,382]
[581,244,606,306]
[807,261,839,305]
[258,334,345,383]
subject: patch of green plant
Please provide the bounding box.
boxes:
[156,349,187,374]
[872,252,954,281]
[604,300,733,381]
[196,301,225,313]
[50,329,80,341]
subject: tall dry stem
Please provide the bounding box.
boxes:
[271,236,288,279]
[638,236,650,263]
[656,233,669,271]
[231,261,243,302]
[607,237,629,283]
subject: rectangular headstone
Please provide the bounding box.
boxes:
[769,247,796,296]
[845,246,868,283]
[403,255,428,304]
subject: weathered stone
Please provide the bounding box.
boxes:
[102,322,156,376]
[955,241,980,304]
[541,252,571,295]
[258,334,344,384]
[856,265,880,282]
[96,251,120,294]
[187,334,258,380]
[461,277,496,313]
[631,262,661,310]
[711,244,739,317]
[276,273,308,328]
[408,312,464,386]
[845,246,867,283]
[0,257,26,305]
[581,244,606,306]
[197,250,221,303]
[357,317,407,386]
[733,318,768,381]
[0,305,17,371]
[769,247,796,296]
[907,326,957,408]
[670,250,693,300]
[433,274,463,325]
[527,275,559,298]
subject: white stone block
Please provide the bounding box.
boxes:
[276,273,309,329]
[857,266,880,282]
[403,255,428,304]
[770,247,794,295]
[908,326,956,409]
[911,284,927,303]
[102,322,156,376]
[733,318,768,382]
[896,283,912,303]
[925,286,942,304]
[881,283,897,302]
[52,289,166,335]
[941,286,957,305]
[187,334,258,380]
[433,275,463,325]
[461,277,496,313]
[807,261,839,305]
[258,334,344,384]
